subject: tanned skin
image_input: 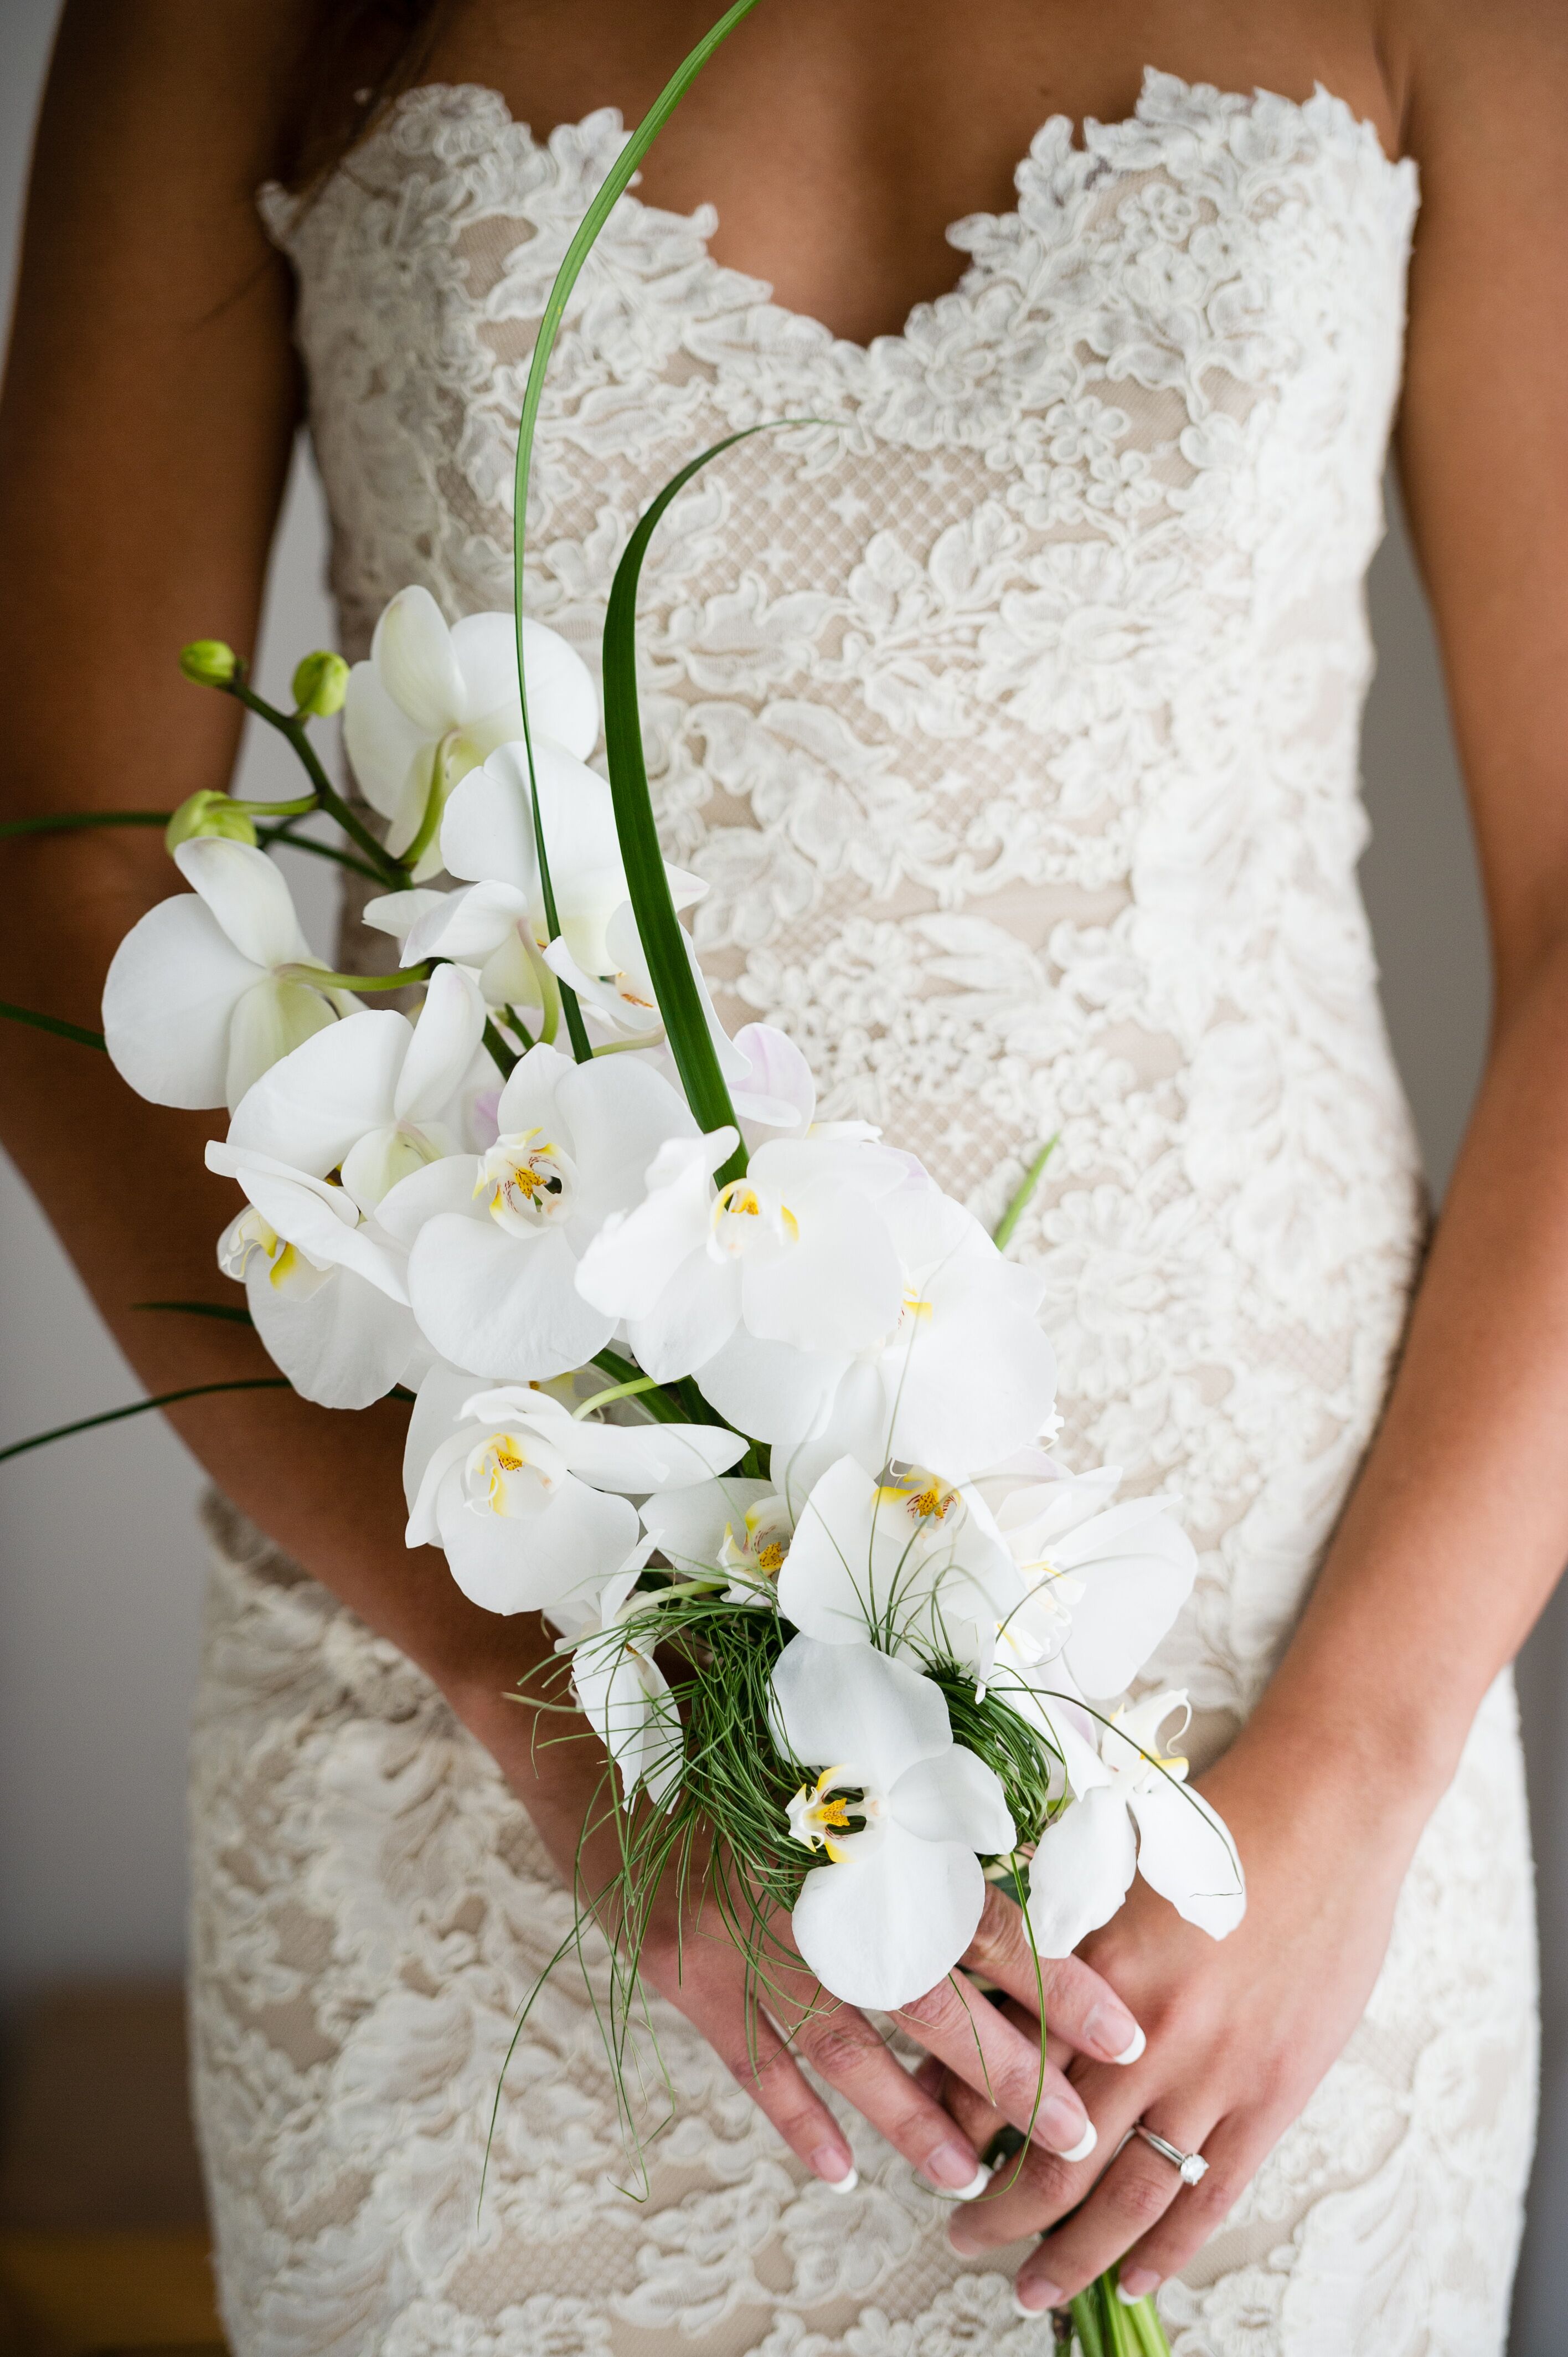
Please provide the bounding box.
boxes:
[3,0,1567,2305]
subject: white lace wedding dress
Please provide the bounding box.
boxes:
[188,70,1538,2355]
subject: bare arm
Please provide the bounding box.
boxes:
[0,0,1144,2197]
[950,0,1568,2304]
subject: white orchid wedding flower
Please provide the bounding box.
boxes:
[1022,1691,1246,1958]
[575,1128,911,1402]
[771,1634,1016,2010]
[103,840,354,1113]
[776,1456,1025,1674]
[364,745,704,1028]
[639,1475,795,1602]
[702,1179,1058,1469]
[977,1454,1198,1701]
[402,1366,742,1617]
[343,587,599,872]
[390,1042,699,1381]
[224,964,489,1212]
[550,1561,684,1808]
[209,1144,428,1408]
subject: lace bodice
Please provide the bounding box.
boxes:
[263,69,1423,1739]
[193,73,1540,2357]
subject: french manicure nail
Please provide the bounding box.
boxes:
[1117,2268,1160,2302]
[1113,2025,1147,2065]
[927,2139,986,2190]
[812,2148,857,2192]
[1055,2118,1097,2164]
[1013,2278,1064,2315]
[1085,2000,1142,2060]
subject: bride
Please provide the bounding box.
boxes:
[0,1,1559,2348]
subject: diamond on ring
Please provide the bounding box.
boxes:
[1132,2122,1209,2186]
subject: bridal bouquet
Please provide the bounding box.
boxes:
[3,4,1242,2349]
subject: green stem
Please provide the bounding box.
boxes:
[0,1377,291,1466]
[233,790,318,820]
[132,1299,255,1327]
[0,999,107,1052]
[1069,2288,1106,2357]
[224,678,403,884]
[278,962,430,992]
[509,0,765,1068]
[993,1132,1059,1252]
[253,827,390,884]
[573,1372,666,1420]
[590,1348,693,1429]
[0,809,169,839]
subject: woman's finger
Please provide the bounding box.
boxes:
[780,1990,996,2197]
[939,2005,1074,2155]
[893,1965,1098,2160]
[646,1941,860,2188]
[1011,2104,1226,2313]
[962,1886,1147,2066]
[1112,2113,1275,2302]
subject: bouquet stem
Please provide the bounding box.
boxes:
[1065,2269,1171,2355]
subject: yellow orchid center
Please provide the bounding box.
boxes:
[786,1765,869,1863]
[478,1128,577,1233]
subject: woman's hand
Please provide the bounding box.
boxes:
[461,1670,1145,2201]
[938,1721,1426,2308]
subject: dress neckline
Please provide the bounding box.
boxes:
[329,65,1413,360]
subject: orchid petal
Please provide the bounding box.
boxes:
[1023,1786,1138,1957]
[174,838,312,969]
[639,1478,777,1574]
[245,1258,419,1410]
[102,893,264,1108]
[342,666,431,831]
[370,584,466,734]
[407,1215,612,1379]
[890,1747,1015,1854]
[770,1632,951,1789]
[792,1820,987,2011]
[1126,1773,1246,1939]
[695,1325,849,1447]
[227,1010,408,1171]
[394,962,487,1124]
[436,1465,637,1615]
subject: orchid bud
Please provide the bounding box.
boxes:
[178,639,238,687]
[164,789,257,854]
[291,650,349,717]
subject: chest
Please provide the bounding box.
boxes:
[424,0,1400,345]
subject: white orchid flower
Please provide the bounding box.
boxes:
[575,1128,911,1398]
[364,745,704,1028]
[103,840,354,1113]
[771,1634,1016,2009]
[776,1456,1025,1675]
[1022,1691,1246,1957]
[639,1475,795,1602]
[390,1042,699,1381]
[209,1143,430,1408]
[550,1561,684,1807]
[402,1365,743,1617]
[224,965,489,1211]
[708,1181,1059,1469]
[976,1454,1198,1701]
[343,588,599,873]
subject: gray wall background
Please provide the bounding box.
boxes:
[0,6,1561,2345]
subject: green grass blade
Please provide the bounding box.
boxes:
[510,0,766,1065]
[132,1299,255,1327]
[0,999,107,1052]
[0,810,169,839]
[0,1377,290,1465]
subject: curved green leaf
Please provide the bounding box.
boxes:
[0,999,107,1052]
[510,0,766,1064]
[602,424,823,1181]
[0,1377,290,1465]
